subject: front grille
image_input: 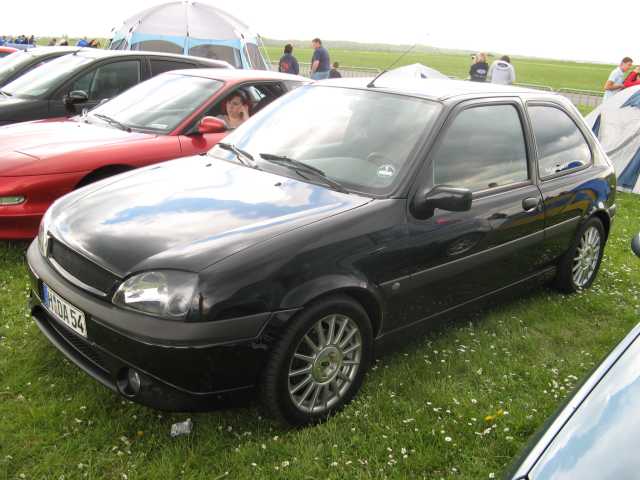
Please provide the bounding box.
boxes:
[45,314,110,374]
[49,239,119,295]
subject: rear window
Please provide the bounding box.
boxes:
[150,59,195,76]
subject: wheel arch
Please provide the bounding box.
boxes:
[75,164,134,189]
[278,275,385,338]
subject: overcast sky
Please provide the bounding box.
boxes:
[2,0,632,64]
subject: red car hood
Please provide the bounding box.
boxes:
[0,118,155,176]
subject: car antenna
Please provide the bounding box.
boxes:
[367,44,416,88]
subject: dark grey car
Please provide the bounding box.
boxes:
[0,49,231,125]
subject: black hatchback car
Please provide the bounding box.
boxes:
[0,49,231,125]
[27,78,616,425]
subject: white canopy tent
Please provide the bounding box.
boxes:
[109,1,270,69]
[586,85,640,193]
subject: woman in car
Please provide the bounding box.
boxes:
[218,90,251,129]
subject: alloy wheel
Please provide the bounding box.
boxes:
[572,225,602,288]
[287,314,362,414]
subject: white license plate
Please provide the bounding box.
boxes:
[42,284,87,338]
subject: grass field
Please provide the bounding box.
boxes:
[264,46,612,92]
[1,191,639,480]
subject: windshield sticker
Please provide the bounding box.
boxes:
[377,164,396,178]
[150,123,168,129]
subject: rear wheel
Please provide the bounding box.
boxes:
[554,217,605,292]
[260,295,372,426]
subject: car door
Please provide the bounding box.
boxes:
[527,102,600,263]
[49,59,142,117]
[388,99,546,329]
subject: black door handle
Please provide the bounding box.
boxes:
[522,197,540,212]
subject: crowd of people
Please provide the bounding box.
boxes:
[0,35,35,46]
[46,37,101,48]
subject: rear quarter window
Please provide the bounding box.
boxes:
[528,105,592,179]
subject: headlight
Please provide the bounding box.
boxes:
[38,208,52,256]
[0,196,25,205]
[112,271,198,320]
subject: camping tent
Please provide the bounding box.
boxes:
[109,1,270,70]
[381,63,449,81]
[585,85,640,193]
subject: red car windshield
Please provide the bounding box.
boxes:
[88,73,223,133]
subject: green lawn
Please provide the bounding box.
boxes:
[1,192,639,479]
[265,46,611,92]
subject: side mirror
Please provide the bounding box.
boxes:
[197,116,227,134]
[64,90,88,106]
[632,233,640,258]
[411,185,472,219]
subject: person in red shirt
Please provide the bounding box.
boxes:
[624,66,640,87]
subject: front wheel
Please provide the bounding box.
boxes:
[260,295,373,426]
[554,217,605,293]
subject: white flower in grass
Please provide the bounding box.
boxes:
[330,461,338,467]
[444,436,452,442]
[281,461,290,468]
[489,473,496,479]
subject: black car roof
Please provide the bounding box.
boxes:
[70,49,232,68]
[319,77,564,103]
[25,46,83,56]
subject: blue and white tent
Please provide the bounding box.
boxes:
[586,85,640,193]
[109,1,270,70]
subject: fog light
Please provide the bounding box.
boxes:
[0,196,25,205]
[117,368,142,397]
[128,369,141,393]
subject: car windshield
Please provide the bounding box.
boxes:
[209,85,442,195]
[0,50,37,85]
[87,74,223,133]
[2,53,91,98]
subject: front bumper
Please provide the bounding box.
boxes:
[27,241,272,411]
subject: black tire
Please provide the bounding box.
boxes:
[554,216,605,293]
[260,294,373,426]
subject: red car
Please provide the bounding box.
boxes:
[0,69,307,238]
[0,46,18,58]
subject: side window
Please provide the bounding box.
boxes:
[432,104,529,192]
[529,105,592,178]
[150,60,194,76]
[69,69,96,94]
[88,60,140,101]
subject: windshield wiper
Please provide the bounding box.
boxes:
[93,113,131,132]
[259,153,349,193]
[217,142,256,167]
[0,90,12,97]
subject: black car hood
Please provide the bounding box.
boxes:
[50,156,371,277]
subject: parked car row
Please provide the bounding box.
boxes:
[1,48,630,474]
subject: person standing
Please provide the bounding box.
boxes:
[278,44,300,75]
[329,62,342,78]
[488,55,516,85]
[310,38,330,80]
[604,57,633,100]
[469,52,489,82]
